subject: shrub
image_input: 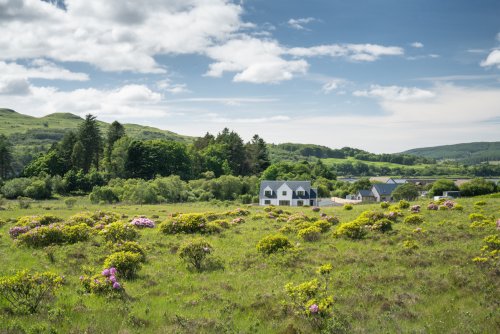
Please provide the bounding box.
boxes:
[100,221,139,243]
[343,204,353,211]
[63,224,91,244]
[80,267,123,295]
[160,213,221,234]
[89,186,119,204]
[113,241,146,262]
[359,211,385,223]
[16,215,63,228]
[17,225,66,247]
[130,217,155,228]
[370,218,392,233]
[427,203,438,210]
[398,200,410,209]
[403,215,424,225]
[384,211,402,222]
[284,277,333,319]
[334,219,368,240]
[321,215,339,225]
[469,213,488,222]
[380,202,389,209]
[9,226,30,238]
[256,234,293,255]
[298,226,322,242]
[452,204,464,211]
[64,198,77,208]
[178,238,213,271]
[410,205,421,213]
[311,206,320,212]
[17,196,32,209]
[313,220,332,233]
[103,251,142,278]
[0,270,63,313]
[223,208,250,216]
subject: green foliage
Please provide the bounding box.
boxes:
[100,221,139,243]
[429,179,459,197]
[159,213,221,235]
[459,178,497,197]
[16,223,90,247]
[392,183,419,201]
[64,197,77,208]
[17,196,32,209]
[343,204,353,211]
[403,214,424,225]
[0,134,14,179]
[113,241,146,262]
[398,200,410,209]
[334,219,368,239]
[256,234,293,255]
[370,218,393,233]
[89,186,119,204]
[298,226,322,242]
[104,251,142,278]
[178,238,213,271]
[1,178,32,198]
[380,201,389,209]
[16,214,63,228]
[0,270,63,313]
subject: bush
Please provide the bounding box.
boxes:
[469,213,488,222]
[343,204,353,211]
[130,217,156,228]
[15,223,90,247]
[398,200,410,209]
[16,214,63,228]
[23,180,51,200]
[178,238,213,271]
[403,214,424,225]
[380,202,389,209]
[370,218,392,233]
[100,221,139,243]
[80,267,123,295]
[1,178,32,199]
[17,196,32,209]
[103,251,142,278]
[89,186,119,204]
[160,213,221,234]
[0,270,63,313]
[298,226,322,242]
[63,224,91,243]
[427,203,439,210]
[474,200,487,206]
[313,220,332,233]
[256,234,293,255]
[113,241,147,262]
[64,198,77,208]
[334,219,368,240]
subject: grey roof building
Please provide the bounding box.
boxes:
[259,180,317,206]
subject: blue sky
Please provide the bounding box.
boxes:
[0,0,499,152]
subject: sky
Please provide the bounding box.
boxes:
[0,0,499,153]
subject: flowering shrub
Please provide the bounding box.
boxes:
[402,240,419,252]
[80,267,123,295]
[0,270,63,313]
[472,235,500,265]
[427,203,439,210]
[359,211,386,223]
[287,213,313,223]
[443,200,456,209]
[16,215,63,228]
[311,207,320,212]
[410,205,421,213]
[298,226,322,242]
[16,223,90,248]
[370,218,392,233]
[334,219,368,240]
[380,202,390,209]
[130,217,156,228]
[469,213,488,222]
[211,219,230,229]
[113,241,147,262]
[67,211,120,227]
[103,251,142,278]
[403,215,424,225]
[452,204,463,211]
[343,204,353,211]
[256,234,293,255]
[160,214,222,235]
[231,217,245,225]
[398,200,410,209]
[223,208,250,216]
[321,215,339,224]
[178,238,213,271]
[100,221,139,243]
[384,211,402,222]
[9,226,30,238]
[313,220,332,233]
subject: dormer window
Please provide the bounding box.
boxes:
[297,190,305,196]
[282,191,287,196]
[265,190,272,197]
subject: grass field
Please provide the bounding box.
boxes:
[0,197,498,333]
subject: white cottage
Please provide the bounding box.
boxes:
[259,181,317,206]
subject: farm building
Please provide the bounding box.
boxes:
[259,181,317,206]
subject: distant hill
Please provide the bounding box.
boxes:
[402,142,500,164]
[0,108,194,172]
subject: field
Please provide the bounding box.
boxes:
[0,198,499,333]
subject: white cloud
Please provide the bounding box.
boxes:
[156,79,190,94]
[353,85,435,101]
[0,78,31,95]
[321,79,346,94]
[288,44,404,62]
[207,114,290,123]
[480,49,500,69]
[287,17,317,30]
[0,59,89,81]
[205,37,309,83]
[411,42,424,48]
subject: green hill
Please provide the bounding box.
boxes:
[0,108,194,172]
[403,142,500,164]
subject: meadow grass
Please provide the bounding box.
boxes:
[0,197,498,333]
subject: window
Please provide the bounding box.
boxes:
[264,200,271,205]
[264,190,272,197]
[282,191,287,196]
[279,200,291,206]
[297,200,303,206]
[297,190,305,196]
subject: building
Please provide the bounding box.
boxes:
[259,181,317,206]
[351,183,399,202]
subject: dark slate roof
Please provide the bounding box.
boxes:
[372,183,399,196]
[358,189,374,197]
[260,181,315,198]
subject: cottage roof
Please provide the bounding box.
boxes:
[259,181,316,198]
[358,189,374,197]
[372,183,399,196]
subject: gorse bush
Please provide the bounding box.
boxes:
[256,234,293,255]
[298,226,322,242]
[178,238,213,271]
[398,200,410,209]
[0,270,63,314]
[370,218,392,233]
[403,214,424,225]
[160,213,221,234]
[80,267,123,295]
[380,202,389,209]
[343,204,353,211]
[15,224,90,248]
[334,219,368,240]
[113,241,147,262]
[103,251,142,278]
[100,221,139,243]
[16,215,63,228]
